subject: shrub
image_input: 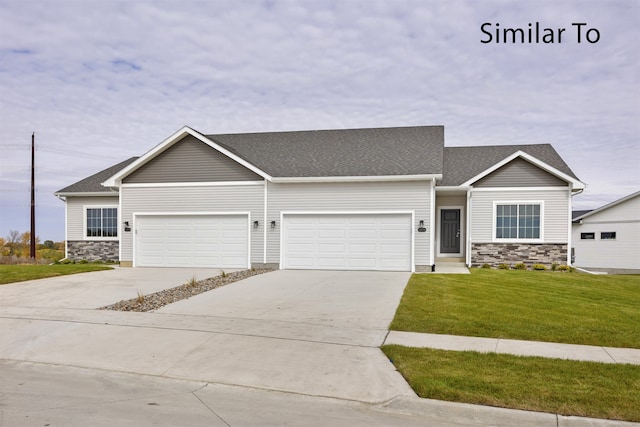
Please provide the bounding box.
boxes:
[78,259,89,264]
[481,263,492,269]
[532,263,548,271]
[498,263,510,270]
[551,263,558,271]
[557,265,572,272]
[185,275,198,288]
[514,262,527,270]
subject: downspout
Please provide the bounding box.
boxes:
[568,187,584,266]
[466,189,472,267]
[55,194,68,259]
[263,180,268,264]
[429,177,436,271]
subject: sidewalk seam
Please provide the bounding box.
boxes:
[600,347,617,363]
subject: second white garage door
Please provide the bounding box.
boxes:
[283,213,412,271]
[135,214,248,268]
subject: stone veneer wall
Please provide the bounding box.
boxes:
[471,243,567,267]
[67,240,119,262]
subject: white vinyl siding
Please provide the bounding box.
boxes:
[470,189,569,243]
[571,195,640,270]
[65,196,119,240]
[267,181,431,267]
[120,184,263,263]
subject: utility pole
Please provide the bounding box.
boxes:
[30,132,36,259]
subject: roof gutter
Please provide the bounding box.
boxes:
[270,174,442,183]
[53,191,119,198]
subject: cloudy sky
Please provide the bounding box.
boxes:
[0,0,638,242]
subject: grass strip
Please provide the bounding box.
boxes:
[382,345,640,422]
[390,270,640,348]
[0,264,113,284]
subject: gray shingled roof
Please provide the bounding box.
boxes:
[572,210,593,221]
[57,128,582,194]
[439,144,579,186]
[55,157,138,194]
[208,126,444,177]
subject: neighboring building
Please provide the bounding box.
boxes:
[572,191,640,273]
[55,125,585,271]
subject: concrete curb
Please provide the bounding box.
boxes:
[378,396,638,427]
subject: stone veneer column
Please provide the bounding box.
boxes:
[66,241,119,262]
[471,243,567,267]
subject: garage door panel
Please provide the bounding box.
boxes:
[349,244,376,253]
[349,229,378,239]
[317,229,346,239]
[136,215,248,268]
[284,214,411,271]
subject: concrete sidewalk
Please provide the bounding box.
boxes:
[385,331,640,365]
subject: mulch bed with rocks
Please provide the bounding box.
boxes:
[98,268,274,312]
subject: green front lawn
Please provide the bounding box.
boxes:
[390,270,640,348]
[0,264,113,284]
[382,345,640,422]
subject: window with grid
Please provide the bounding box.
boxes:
[87,208,118,238]
[496,203,540,239]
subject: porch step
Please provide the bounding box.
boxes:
[436,257,465,264]
[435,262,467,268]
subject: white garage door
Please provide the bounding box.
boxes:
[283,213,412,271]
[135,214,248,268]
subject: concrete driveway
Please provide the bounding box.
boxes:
[0,268,414,404]
[0,267,232,309]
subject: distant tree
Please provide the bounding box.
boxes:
[19,231,40,258]
[43,240,55,249]
[0,237,9,256]
[7,229,19,244]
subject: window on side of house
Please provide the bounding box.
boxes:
[495,203,541,240]
[580,232,595,240]
[601,232,616,240]
[87,207,118,238]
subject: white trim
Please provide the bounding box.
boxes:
[279,210,416,272]
[102,126,273,187]
[429,178,436,267]
[82,205,119,241]
[437,205,464,258]
[64,200,69,257]
[466,189,472,266]
[435,186,472,192]
[120,181,265,188]
[55,192,118,197]
[492,201,545,243]
[132,211,251,269]
[566,188,572,265]
[576,219,640,225]
[118,192,123,262]
[270,174,441,183]
[461,151,585,190]
[471,186,570,192]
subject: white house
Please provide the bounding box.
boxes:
[572,191,640,273]
[55,125,585,272]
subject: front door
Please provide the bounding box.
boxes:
[440,209,461,254]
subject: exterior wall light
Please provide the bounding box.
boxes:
[418,220,426,233]
[270,220,276,228]
[253,220,259,228]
